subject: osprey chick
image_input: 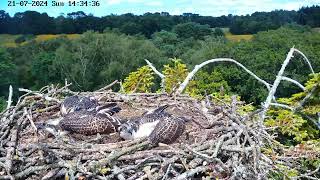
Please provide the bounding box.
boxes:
[60,95,99,116]
[118,105,170,140]
[148,116,186,145]
[119,105,186,144]
[39,99,121,136]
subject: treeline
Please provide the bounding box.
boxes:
[1,24,319,111]
[0,6,319,36]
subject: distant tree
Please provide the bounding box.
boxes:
[0,10,11,33]
[173,22,212,40]
[120,22,143,35]
[298,5,320,27]
[213,28,224,37]
[0,48,16,101]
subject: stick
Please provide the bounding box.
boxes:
[6,85,13,110]
[96,80,119,92]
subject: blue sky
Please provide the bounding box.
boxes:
[1,0,319,17]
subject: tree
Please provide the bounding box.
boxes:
[0,48,16,103]
[173,22,212,40]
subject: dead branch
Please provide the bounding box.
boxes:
[145,59,166,91]
[6,85,13,110]
[177,58,271,94]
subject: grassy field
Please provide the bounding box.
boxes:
[0,34,21,47]
[0,34,81,47]
[225,33,254,41]
[218,28,254,41]
[0,29,256,47]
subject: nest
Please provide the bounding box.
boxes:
[0,84,274,180]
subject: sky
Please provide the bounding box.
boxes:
[1,0,319,17]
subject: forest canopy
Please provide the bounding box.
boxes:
[0,5,319,36]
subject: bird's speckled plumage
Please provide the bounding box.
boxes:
[118,105,170,140]
[148,116,186,145]
[59,110,122,135]
[119,105,187,144]
[60,95,99,116]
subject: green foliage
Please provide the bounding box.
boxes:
[0,97,6,112]
[186,70,230,97]
[162,58,188,93]
[173,22,212,40]
[0,48,16,99]
[213,28,224,37]
[123,66,154,93]
[14,34,35,44]
[31,52,60,88]
[265,73,320,143]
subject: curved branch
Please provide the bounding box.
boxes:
[281,77,306,91]
[145,59,166,91]
[177,58,271,94]
[293,48,315,74]
[144,59,165,79]
[270,103,294,111]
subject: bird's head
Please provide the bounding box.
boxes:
[118,121,137,140]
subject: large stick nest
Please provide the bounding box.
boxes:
[0,84,274,180]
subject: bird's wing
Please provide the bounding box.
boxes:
[59,111,118,135]
[148,116,185,145]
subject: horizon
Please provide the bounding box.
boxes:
[1,0,319,17]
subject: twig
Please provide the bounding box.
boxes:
[96,80,119,92]
[6,85,13,110]
[281,76,305,91]
[176,166,209,180]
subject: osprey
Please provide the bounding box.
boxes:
[118,105,186,144]
[38,97,122,136]
[148,116,186,145]
[60,95,99,116]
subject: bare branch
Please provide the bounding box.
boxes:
[281,76,305,91]
[6,85,13,110]
[293,48,315,74]
[95,80,119,92]
[176,166,209,180]
[144,59,165,79]
[177,58,271,94]
[18,88,61,103]
[270,103,294,110]
[261,47,295,119]
[145,59,166,91]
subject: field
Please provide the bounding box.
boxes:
[5,27,320,46]
[0,34,81,47]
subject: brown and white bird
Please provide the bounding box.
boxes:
[60,95,99,116]
[38,99,122,136]
[148,116,186,145]
[118,105,187,144]
[58,103,122,135]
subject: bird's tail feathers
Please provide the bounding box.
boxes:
[96,103,121,116]
[153,104,169,114]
